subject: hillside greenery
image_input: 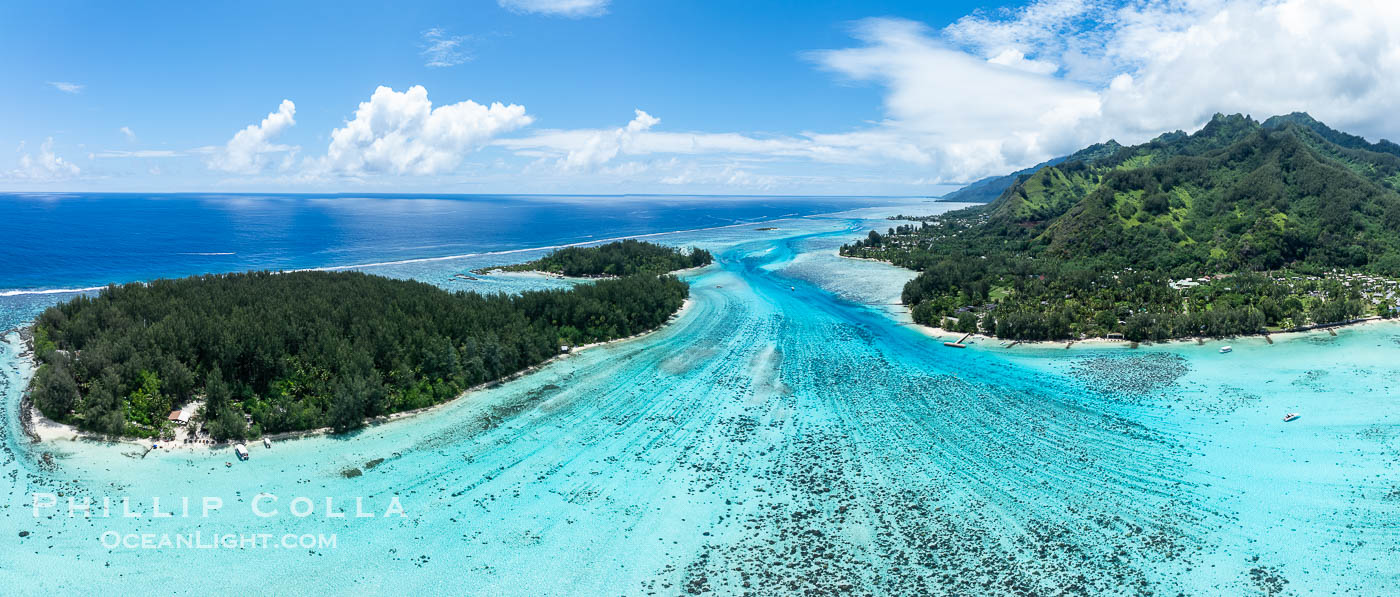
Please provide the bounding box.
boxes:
[844,113,1400,341]
[28,256,693,440]
[482,239,712,277]
[938,140,1124,204]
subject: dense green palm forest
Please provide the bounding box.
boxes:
[27,241,706,439]
[484,238,713,277]
[843,113,1400,341]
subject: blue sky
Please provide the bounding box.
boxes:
[6,0,1400,195]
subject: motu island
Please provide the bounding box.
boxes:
[26,241,709,440]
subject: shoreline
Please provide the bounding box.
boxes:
[831,253,1400,351]
[488,263,710,279]
[473,269,607,279]
[17,295,696,454]
[836,254,893,265]
[898,308,1397,351]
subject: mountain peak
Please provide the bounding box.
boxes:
[1262,112,1400,157]
[1263,111,1321,127]
[1198,113,1259,136]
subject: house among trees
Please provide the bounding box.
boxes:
[167,407,194,426]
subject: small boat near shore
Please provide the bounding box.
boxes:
[1219,346,1232,353]
[234,444,250,461]
[1283,413,1300,422]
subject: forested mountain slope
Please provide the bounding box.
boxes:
[844,114,1400,341]
[939,140,1123,205]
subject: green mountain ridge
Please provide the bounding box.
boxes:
[845,112,1400,341]
[982,112,1400,273]
[938,140,1124,204]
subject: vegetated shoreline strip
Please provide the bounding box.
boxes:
[22,241,712,446]
[877,298,1393,351]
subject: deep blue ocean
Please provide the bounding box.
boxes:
[0,193,901,293]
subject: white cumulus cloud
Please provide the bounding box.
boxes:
[1094,0,1400,142]
[499,0,609,18]
[9,138,81,180]
[808,0,1400,182]
[813,17,1101,179]
[498,108,939,176]
[559,109,659,171]
[315,85,532,176]
[987,48,1060,75]
[207,99,298,174]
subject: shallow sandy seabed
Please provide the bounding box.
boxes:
[0,204,1396,595]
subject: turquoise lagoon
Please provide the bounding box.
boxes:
[0,203,1397,595]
